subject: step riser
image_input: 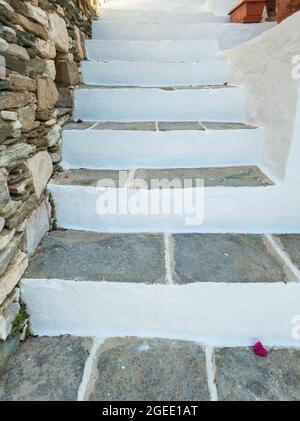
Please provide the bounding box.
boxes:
[21,279,300,347]
[92,22,275,48]
[99,11,229,23]
[61,129,262,170]
[82,61,229,86]
[74,88,246,122]
[86,40,220,62]
[48,185,300,233]
[92,22,225,41]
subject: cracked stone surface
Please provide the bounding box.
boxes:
[50,169,127,187]
[157,121,205,131]
[0,336,92,401]
[275,235,300,271]
[201,122,256,130]
[172,234,290,283]
[94,121,156,131]
[133,166,272,188]
[25,230,166,283]
[215,347,300,401]
[87,337,209,401]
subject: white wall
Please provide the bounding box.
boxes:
[223,12,300,183]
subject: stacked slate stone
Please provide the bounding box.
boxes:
[0,0,95,369]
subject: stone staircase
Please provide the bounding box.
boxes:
[2,0,300,401]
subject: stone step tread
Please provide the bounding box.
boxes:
[50,167,273,188]
[63,121,257,132]
[1,336,299,401]
[78,83,235,90]
[24,231,293,284]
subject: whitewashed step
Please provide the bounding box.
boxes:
[86,40,220,62]
[22,231,300,346]
[99,9,229,23]
[82,61,230,86]
[61,122,262,170]
[46,167,300,234]
[92,22,226,41]
[92,22,275,49]
[101,0,207,12]
[74,86,246,122]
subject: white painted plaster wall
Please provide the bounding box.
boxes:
[222,12,300,183]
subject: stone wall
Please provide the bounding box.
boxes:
[0,0,96,371]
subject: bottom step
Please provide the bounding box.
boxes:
[1,335,300,401]
[21,231,300,346]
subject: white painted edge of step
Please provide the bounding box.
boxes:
[21,278,300,348]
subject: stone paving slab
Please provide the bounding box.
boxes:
[63,121,256,132]
[275,235,300,271]
[50,167,272,189]
[215,347,300,401]
[0,336,92,401]
[94,121,156,131]
[50,169,127,187]
[157,121,205,131]
[25,230,166,284]
[134,166,273,188]
[79,84,233,91]
[201,122,256,130]
[172,234,290,284]
[64,122,96,130]
[87,337,209,401]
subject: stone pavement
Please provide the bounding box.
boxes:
[25,231,293,284]
[0,335,300,401]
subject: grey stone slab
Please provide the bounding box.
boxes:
[25,230,166,284]
[172,234,290,284]
[275,235,300,271]
[63,122,96,130]
[93,121,156,131]
[50,169,128,187]
[88,337,209,401]
[0,333,21,377]
[157,121,204,131]
[201,121,256,130]
[133,166,272,189]
[0,336,92,401]
[215,347,300,401]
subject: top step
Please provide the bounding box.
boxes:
[92,21,276,46]
[101,0,207,12]
[98,9,229,24]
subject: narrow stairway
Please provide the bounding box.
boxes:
[1,0,300,401]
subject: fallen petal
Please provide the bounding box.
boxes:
[252,341,268,357]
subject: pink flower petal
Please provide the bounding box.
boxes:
[252,341,268,357]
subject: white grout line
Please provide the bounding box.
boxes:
[264,234,300,282]
[87,122,99,130]
[205,346,218,402]
[164,233,174,285]
[77,337,105,401]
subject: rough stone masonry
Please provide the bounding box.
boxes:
[0,0,96,372]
